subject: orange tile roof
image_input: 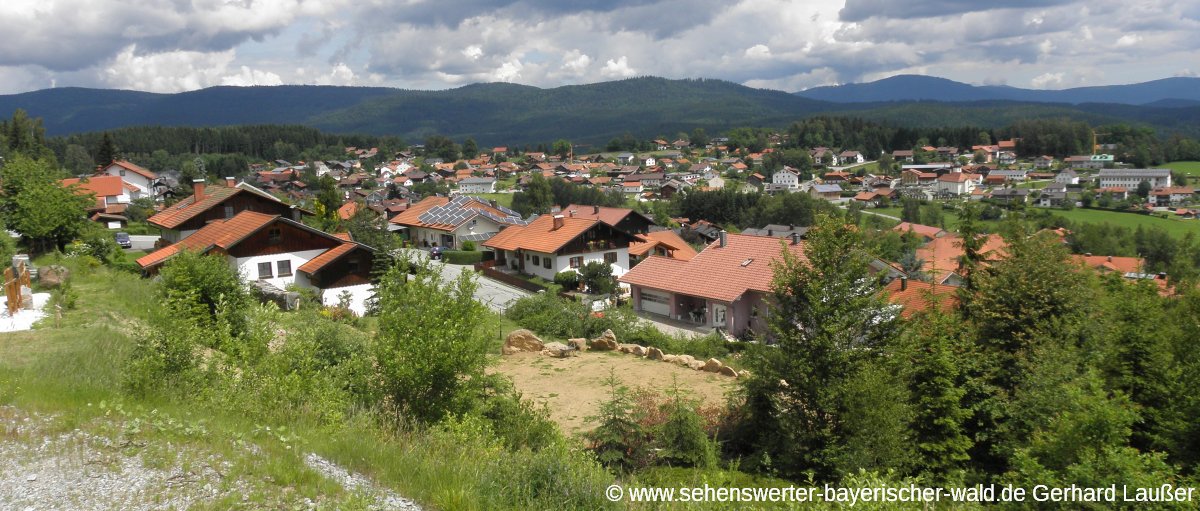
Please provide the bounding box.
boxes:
[620,233,807,303]
[483,215,597,253]
[338,201,358,221]
[61,175,129,198]
[628,230,697,260]
[1070,254,1144,274]
[147,182,289,230]
[297,242,358,275]
[560,204,638,226]
[388,195,522,231]
[916,234,1007,284]
[106,160,157,180]
[892,222,944,240]
[882,279,958,318]
[137,211,278,269]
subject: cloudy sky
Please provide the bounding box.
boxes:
[0,0,1197,94]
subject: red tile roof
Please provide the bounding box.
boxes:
[938,172,972,183]
[483,215,598,253]
[106,160,157,180]
[338,201,358,221]
[147,182,288,230]
[297,242,358,275]
[1070,254,1144,274]
[619,233,807,303]
[136,211,278,269]
[892,222,944,240]
[882,279,958,318]
[629,230,697,261]
[61,175,131,200]
[560,204,638,226]
[916,234,1007,283]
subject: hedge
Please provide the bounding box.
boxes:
[442,250,485,265]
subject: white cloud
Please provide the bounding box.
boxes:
[560,50,592,74]
[1030,71,1065,89]
[102,45,281,92]
[744,44,772,59]
[494,58,524,82]
[1115,34,1142,47]
[600,56,637,78]
[463,45,484,60]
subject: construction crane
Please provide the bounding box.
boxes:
[1091,129,1111,155]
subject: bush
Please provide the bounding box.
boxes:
[553,270,580,291]
[442,250,484,265]
[461,240,476,251]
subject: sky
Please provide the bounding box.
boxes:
[0,0,1197,95]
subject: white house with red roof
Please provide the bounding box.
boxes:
[483,214,640,282]
[136,211,377,314]
[389,195,527,249]
[619,232,806,337]
[97,160,161,198]
[935,172,977,196]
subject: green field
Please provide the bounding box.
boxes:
[1156,161,1200,177]
[1045,208,1200,238]
[474,192,514,208]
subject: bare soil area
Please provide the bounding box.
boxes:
[490,351,736,435]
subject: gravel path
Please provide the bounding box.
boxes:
[304,453,423,511]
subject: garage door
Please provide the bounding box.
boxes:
[638,289,671,317]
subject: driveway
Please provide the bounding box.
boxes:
[394,248,531,312]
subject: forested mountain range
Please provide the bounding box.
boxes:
[796,74,1200,105]
[2,77,1198,146]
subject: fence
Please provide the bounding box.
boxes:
[474,264,547,293]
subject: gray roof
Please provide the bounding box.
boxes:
[1098,169,1171,177]
[417,195,527,228]
[459,177,495,184]
[812,184,842,193]
[740,225,810,238]
[459,232,498,242]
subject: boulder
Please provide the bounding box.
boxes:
[701,358,723,373]
[38,265,69,288]
[719,366,739,378]
[631,345,647,357]
[503,329,544,355]
[646,347,665,360]
[542,342,578,358]
[618,344,634,354]
[568,338,588,352]
[674,355,696,367]
[590,338,618,351]
[688,360,706,371]
[662,354,679,363]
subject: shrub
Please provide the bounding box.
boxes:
[461,240,476,251]
[442,250,484,265]
[553,270,580,290]
[578,260,616,294]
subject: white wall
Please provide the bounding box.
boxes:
[101,166,153,195]
[233,249,327,291]
[545,248,630,280]
[320,283,374,316]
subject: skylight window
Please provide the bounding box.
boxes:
[741,258,754,267]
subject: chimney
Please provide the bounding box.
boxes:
[1107,255,1113,262]
[593,205,600,214]
[766,229,773,237]
[900,276,908,291]
[192,179,205,200]
[569,210,576,217]
[791,232,800,245]
[552,214,564,230]
[718,230,727,248]
[225,176,236,187]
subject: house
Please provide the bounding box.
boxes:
[935,172,976,196]
[916,234,1007,285]
[1098,169,1172,189]
[1098,187,1130,200]
[630,172,665,188]
[989,169,1027,182]
[616,153,636,165]
[1065,154,1115,169]
[628,230,698,266]
[1038,185,1069,207]
[823,171,851,184]
[747,173,766,188]
[458,177,497,194]
[997,151,1017,165]
[147,178,309,244]
[97,160,161,198]
[1149,186,1195,207]
[990,188,1030,205]
[337,201,359,221]
[1035,156,1055,169]
[935,147,960,160]
[389,195,527,249]
[136,211,378,314]
[1055,169,1080,185]
[559,204,655,235]
[61,175,142,229]
[811,147,839,166]
[839,150,865,165]
[622,181,644,196]
[882,278,958,318]
[852,191,881,207]
[892,149,915,162]
[892,222,946,242]
[809,184,843,201]
[772,168,801,190]
[660,179,687,199]
[484,214,640,281]
[620,232,807,337]
[1071,254,1144,275]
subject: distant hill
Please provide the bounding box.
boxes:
[796,75,1200,106]
[2,76,1199,145]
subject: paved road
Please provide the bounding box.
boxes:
[394,248,531,312]
[839,204,901,221]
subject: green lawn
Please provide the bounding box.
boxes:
[1156,161,1200,177]
[1045,208,1200,238]
[474,192,513,208]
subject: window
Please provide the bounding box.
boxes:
[257,262,273,279]
[119,169,126,176]
[543,257,552,269]
[277,260,292,277]
[267,228,282,244]
[569,256,583,268]
[224,205,234,219]
[532,255,540,266]
[348,258,360,273]
[604,252,617,264]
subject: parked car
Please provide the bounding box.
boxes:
[115,231,132,249]
[430,246,442,260]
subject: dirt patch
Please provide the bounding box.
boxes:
[490,351,735,436]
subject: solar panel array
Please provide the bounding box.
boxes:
[417,195,528,228]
